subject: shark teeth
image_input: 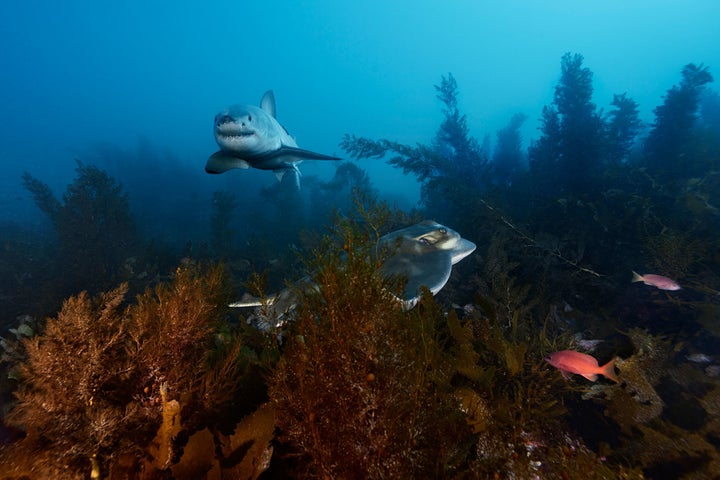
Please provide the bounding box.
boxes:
[223,132,255,139]
[215,123,255,136]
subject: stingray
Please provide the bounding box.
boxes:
[231,220,476,330]
[378,220,476,309]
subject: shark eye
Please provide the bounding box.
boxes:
[419,237,431,245]
[439,228,447,234]
[248,115,252,122]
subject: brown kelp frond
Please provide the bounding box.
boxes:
[584,328,671,431]
[2,262,266,478]
[6,283,141,471]
[644,228,708,278]
[577,328,720,475]
[444,289,622,477]
[127,262,231,399]
[269,217,468,479]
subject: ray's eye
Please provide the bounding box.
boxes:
[419,237,431,245]
[439,228,447,234]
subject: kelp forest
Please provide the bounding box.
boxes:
[1,53,720,478]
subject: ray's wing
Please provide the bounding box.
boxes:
[380,249,453,302]
[450,238,477,264]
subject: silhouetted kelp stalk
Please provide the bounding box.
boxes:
[643,63,714,184]
[341,73,491,233]
[341,72,606,280]
[478,197,604,278]
[210,190,239,258]
[22,160,139,297]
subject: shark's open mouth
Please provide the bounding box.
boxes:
[217,129,255,141]
[223,131,255,139]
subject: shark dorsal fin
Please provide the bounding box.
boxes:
[260,90,276,118]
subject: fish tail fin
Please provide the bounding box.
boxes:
[631,271,643,283]
[600,358,619,383]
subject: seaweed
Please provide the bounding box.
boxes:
[210,190,239,258]
[643,63,714,184]
[269,211,469,479]
[340,73,490,232]
[643,228,708,279]
[4,283,144,475]
[22,161,139,298]
[1,263,265,478]
[264,206,637,478]
[578,328,720,476]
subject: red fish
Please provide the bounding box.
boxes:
[631,271,681,291]
[545,350,618,382]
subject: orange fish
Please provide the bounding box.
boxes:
[545,350,618,382]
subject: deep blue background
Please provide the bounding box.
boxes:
[2,0,719,223]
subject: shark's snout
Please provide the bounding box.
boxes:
[214,112,257,141]
[216,113,254,127]
[216,114,236,127]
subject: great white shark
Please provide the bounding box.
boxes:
[205,90,340,187]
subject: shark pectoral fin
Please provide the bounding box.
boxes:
[275,146,341,161]
[205,151,251,174]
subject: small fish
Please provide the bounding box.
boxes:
[631,271,681,291]
[686,353,713,364]
[545,350,618,382]
[572,332,603,352]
